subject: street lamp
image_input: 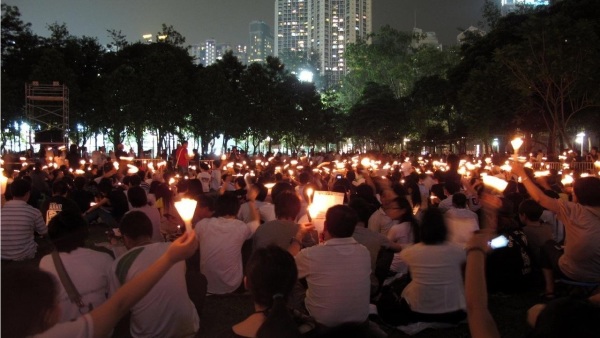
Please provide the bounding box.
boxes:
[576,132,585,155]
[298,70,314,83]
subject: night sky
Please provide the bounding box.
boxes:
[8,0,483,47]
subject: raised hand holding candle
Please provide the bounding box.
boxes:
[174,198,197,233]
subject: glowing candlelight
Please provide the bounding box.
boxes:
[127,164,139,174]
[113,162,119,170]
[174,198,197,232]
[511,137,523,161]
[306,187,314,205]
[561,175,574,185]
[0,171,8,195]
[120,156,134,162]
[482,175,508,192]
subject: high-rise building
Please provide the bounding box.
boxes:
[248,21,274,63]
[411,28,442,50]
[205,39,217,66]
[306,0,371,86]
[274,0,309,57]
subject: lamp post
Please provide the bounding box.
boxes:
[576,132,585,155]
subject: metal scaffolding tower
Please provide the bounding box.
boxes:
[25,81,69,146]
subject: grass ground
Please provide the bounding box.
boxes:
[87,224,542,338]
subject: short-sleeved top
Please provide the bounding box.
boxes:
[368,208,398,236]
[109,243,199,337]
[556,200,600,281]
[400,243,467,314]
[40,195,81,224]
[295,237,371,327]
[1,200,47,260]
[39,248,113,322]
[195,217,256,294]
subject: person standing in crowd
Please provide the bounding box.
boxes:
[175,141,190,175]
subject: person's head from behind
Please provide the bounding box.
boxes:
[245,246,300,338]
[195,194,216,221]
[270,181,294,203]
[10,178,31,199]
[215,192,240,217]
[348,196,376,226]
[324,205,358,239]
[52,180,69,196]
[420,208,447,245]
[573,177,600,206]
[119,211,153,249]
[444,181,461,196]
[127,186,148,208]
[1,266,59,338]
[274,190,301,221]
[248,183,268,202]
[298,172,310,185]
[528,297,600,338]
[452,192,468,209]
[73,176,87,190]
[518,199,544,223]
[48,211,89,252]
[97,178,113,196]
[245,245,297,309]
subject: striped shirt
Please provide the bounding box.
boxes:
[1,200,47,260]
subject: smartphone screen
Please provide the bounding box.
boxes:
[489,235,509,249]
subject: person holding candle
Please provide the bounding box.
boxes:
[2,230,198,338]
[512,162,600,299]
[109,211,199,337]
[288,205,371,328]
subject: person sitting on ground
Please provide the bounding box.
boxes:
[195,192,260,294]
[513,163,600,298]
[238,183,275,224]
[288,205,371,327]
[1,231,198,338]
[127,186,163,243]
[518,199,553,268]
[392,208,467,326]
[84,178,129,228]
[445,192,479,247]
[221,246,302,338]
[70,176,95,213]
[39,211,113,322]
[1,178,48,264]
[109,211,199,337]
[387,197,420,275]
[39,179,81,225]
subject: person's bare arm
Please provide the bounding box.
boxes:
[288,223,315,256]
[90,232,198,338]
[465,231,501,338]
[512,163,560,214]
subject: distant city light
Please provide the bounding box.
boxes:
[298,70,313,82]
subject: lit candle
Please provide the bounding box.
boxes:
[511,137,523,162]
[174,198,197,232]
[482,175,508,192]
[0,171,8,195]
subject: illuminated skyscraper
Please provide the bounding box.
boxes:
[205,39,217,66]
[308,0,371,86]
[248,21,274,63]
[275,0,309,56]
[501,0,550,15]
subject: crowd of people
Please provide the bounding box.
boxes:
[1,143,600,337]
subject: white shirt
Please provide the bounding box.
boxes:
[195,217,257,294]
[387,221,415,274]
[197,172,211,192]
[237,201,276,224]
[34,313,94,338]
[368,208,398,236]
[39,248,113,322]
[295,237,371,327]
[400,243,466,314]
[109,243,199,338]
[445,208,479,247]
